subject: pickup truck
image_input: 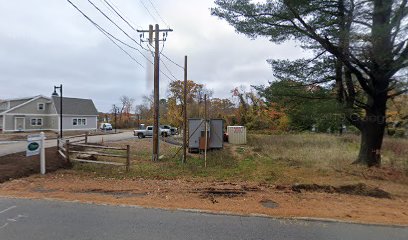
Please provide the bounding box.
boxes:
[134,126,171,139]
[161,125,178,135]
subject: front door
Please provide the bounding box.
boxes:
[15,117,25,131]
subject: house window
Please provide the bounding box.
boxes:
[38,103,45,111]
[73,118,87,126]
[31,118,43,126]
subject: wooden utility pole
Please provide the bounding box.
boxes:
[152,24,160,161]
[113,104,117,133]
[204,94,208,168]
[137,24,173,162]
[183,56,188,164]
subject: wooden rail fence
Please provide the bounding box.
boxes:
[57,134,130,171]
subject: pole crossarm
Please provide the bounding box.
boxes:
[136,28,173,33]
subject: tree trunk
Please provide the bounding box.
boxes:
[355,116,385,167]
[353,0,393,167]
[354,92,388,167]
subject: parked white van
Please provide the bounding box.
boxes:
[100,123,113,131]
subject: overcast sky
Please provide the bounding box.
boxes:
[0,0,308,112]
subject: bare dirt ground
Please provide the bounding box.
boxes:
[0,171,407,226]
[0,147,70,183]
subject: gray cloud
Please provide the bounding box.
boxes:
[0,0,308,112]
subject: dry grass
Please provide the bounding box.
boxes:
[249,133,358,169]
[71,134,408,186]
[249,133,408,185]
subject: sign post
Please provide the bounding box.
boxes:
[27,132,46,174]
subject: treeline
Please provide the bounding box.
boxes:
[102,79,407,136]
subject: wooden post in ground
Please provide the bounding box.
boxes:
[183,55,188,164]
[126,145,130,172]
[65,140,70,164]
[85,132,88,144]
[40,132,46,175]
[204,94,208,168]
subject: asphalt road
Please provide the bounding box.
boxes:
[0,197,406,240]
[0,131,136,157]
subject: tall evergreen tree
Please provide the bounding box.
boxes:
[212,0,408,166]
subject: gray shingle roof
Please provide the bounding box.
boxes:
[52,96,98,115]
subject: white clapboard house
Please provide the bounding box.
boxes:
[0,95,98,132]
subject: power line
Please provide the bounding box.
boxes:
[102,0,138,31]
[87,0,152,59]
[92,0,158,55]
[98,26,145,68]
[97,0,183,73]
[146,0,170,27]
[160,67,176,82]
[160,59,177,81]
[68,0,178,83]
[139,0,159,23]
[66,0,145,67]
[161,53,184,69]
[98,0,118,20]
[145,43,155,57]
[157,41,179,81]
[144,41,176,82]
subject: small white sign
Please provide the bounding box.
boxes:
[26,134,42,157]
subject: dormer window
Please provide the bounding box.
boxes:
[38,103,45,111]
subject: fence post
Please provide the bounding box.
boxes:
[126,145,130,172]
[85,132,88,144]
[65,140,70,164]
[57,138,60,153]
[40,132,46,175]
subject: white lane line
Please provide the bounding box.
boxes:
[7,214,27,222]
[0,223,8,229]
[0,206,17,214]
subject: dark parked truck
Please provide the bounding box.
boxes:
[134,126,171,139]
[161,125,178,135]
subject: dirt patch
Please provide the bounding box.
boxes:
[1,173,408,226]
[0,147,70,183]
[192,185,260,198]
[77,188,147,198]
[191,185,261,204]
[291,183,392,199]
[32,187,58,193]
[197,188,247,198]
[260,199,279,209]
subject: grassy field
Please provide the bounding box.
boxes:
[72,133,408,185]
[2,133,407,226]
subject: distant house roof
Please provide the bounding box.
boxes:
[1,95,51,114]
[0,95,50,103]
[52,96,98,116]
